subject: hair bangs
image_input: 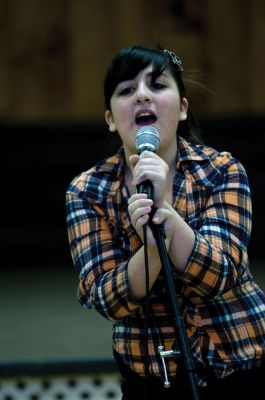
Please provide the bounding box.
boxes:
[104,46,170,109]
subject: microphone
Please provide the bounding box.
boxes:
[135,125,160,154]
[135,126,160,199]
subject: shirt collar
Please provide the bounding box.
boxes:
[177,136,209,163]
[94,147,126,197]
[94,137,208,197]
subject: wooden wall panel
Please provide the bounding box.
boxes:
[0,0,71,120]
[203,0,265,115]
[69,1,113,120]
[0,0,264,121]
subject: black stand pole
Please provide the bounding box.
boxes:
[149,216,200,400]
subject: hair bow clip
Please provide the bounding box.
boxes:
[164,49,183,72]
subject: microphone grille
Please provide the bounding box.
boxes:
[135,126,160,153]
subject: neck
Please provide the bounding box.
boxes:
[157,144,177,173]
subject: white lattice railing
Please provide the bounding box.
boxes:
[0,359,122,400]
[0,373,122,400]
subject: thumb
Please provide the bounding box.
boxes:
[129,154,139,168]
[152,209,163,224]
[152,208,171,225]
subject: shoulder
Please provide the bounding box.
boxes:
[177,136,247,186]
[66,150,124,202]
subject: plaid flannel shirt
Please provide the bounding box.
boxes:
[66,136,265,385]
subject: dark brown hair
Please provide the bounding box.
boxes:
[104,45,202,144]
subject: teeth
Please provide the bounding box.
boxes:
[137,112,154,118]
[135,111,157,126]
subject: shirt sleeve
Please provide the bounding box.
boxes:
[66,184,142,321]
[181,159,252,300]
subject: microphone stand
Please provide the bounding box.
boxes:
[135,127,199,397]
[149,217,200,400]
[139,180,200,400]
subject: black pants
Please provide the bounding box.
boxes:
[114,351,265,400]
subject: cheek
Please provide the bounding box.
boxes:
[112,101,130,122]
[160,94,180,112]
[160,103,180,127]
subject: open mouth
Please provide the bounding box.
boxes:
[135,112,157,126]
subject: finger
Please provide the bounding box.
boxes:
[128,193,151,205]
[129,204,153,225]
[132,169,164,186]
[135,214,150,231]
[134,159,163,171]
[139,151,160,160]
[132,162,167,180]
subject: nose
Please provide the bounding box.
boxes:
[135,82,152,103]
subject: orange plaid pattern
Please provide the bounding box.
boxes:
[66,136,265,385]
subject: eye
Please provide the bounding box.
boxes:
[150,79,167,91]
[118,86,135,96]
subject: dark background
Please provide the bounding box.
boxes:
[1,117,264,269]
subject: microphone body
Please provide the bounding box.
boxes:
[135,126,160,199]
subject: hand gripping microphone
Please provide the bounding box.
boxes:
[135,126,160,199]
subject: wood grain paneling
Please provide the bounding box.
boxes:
[0,0,264,121]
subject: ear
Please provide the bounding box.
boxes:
[105,110,117,132]
[179,97,188,121]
